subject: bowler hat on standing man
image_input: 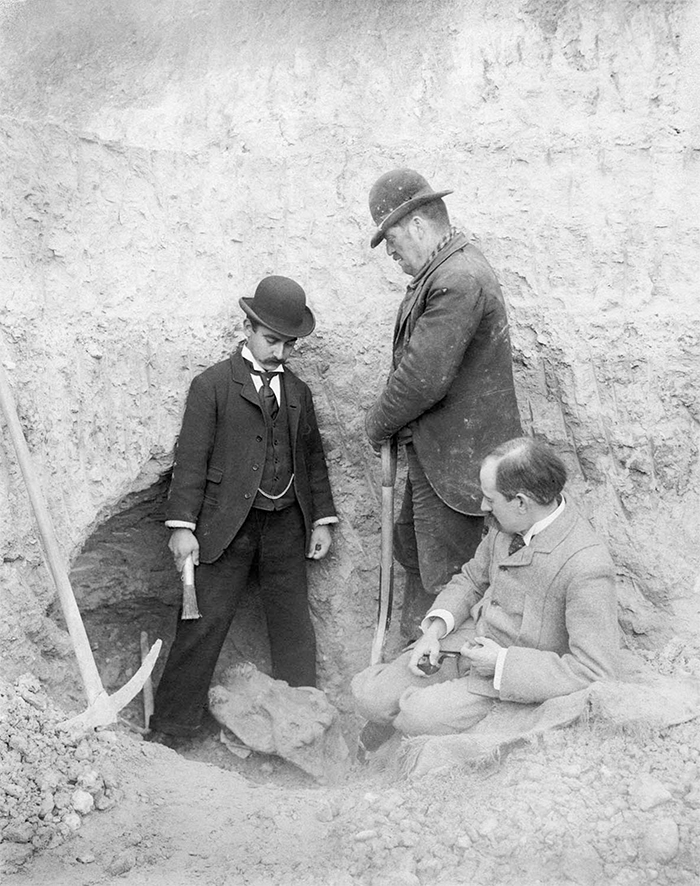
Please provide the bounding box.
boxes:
[368,168,453,248]
[239,275,316,338]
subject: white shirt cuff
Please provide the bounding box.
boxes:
[420,609,455,638]
[493,647,508,691]
[166,518,337,532]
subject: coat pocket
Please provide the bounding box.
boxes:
[203,466,224,504]
[483,579,527,643]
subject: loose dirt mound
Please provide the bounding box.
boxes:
[4,639,700,885]
[0,675,122,875]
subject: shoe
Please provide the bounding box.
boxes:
[357,720,396,757]
[199,708,222,737]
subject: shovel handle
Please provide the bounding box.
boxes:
[0,358,104,704]
[371,438,397,665]
[140,631,155,730]
[381,436,398,488]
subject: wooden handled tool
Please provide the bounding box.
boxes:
[181,554,201,620]
[370,438,398,665]
[140,630,155,730]
[0,352,161,730]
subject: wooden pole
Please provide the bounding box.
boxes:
[370,438,397,665]
[140,630,155,730]
[0,358,104,705]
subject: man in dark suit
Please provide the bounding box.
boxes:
[365,169,522,640]
[149,276,337,742]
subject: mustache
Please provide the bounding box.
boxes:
[483,513,499,532]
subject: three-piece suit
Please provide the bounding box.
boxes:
[150,348,336,736]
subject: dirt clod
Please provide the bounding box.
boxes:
[0,674,122,874]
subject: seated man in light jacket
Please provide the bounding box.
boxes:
[352,436,619,748]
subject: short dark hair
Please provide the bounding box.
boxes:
[486,437,567,506]
[398,198,450,231]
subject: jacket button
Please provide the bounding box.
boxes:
[256,435,263,442]
[252,464,259,471]
[244,493,251,499]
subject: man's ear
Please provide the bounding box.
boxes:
[411,214,426,240]
[515,493,531,512]
[243,318,253,336]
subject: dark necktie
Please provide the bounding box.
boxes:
[508,533,526,556]
[245,363,280,420]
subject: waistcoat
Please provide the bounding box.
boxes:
[253,385,296,511]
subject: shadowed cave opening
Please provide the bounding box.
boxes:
[57,476,275,738]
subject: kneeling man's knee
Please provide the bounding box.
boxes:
[351,666,395,723]
[393,686,440,736]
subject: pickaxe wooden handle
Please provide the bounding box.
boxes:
[370,437,397,665]
[0,354,161,730]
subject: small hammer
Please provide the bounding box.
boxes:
[181,554,201,620]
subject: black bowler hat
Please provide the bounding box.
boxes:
[239,275,316,338]
[369,168,453,248]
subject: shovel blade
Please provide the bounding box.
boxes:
[63,639,162,732]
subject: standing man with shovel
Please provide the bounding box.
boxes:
[364,169,522,648]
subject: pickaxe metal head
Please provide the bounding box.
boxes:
[63,638,162,731]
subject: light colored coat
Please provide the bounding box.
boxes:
[429,501,619,704]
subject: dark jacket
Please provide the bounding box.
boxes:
[165,349,336,563]
[365,232,522,514]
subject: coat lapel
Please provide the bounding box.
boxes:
[281,372,301,441]
[230,349,300,439]
[230,351,261,409]
[501,502,579,566]
[394,232,469,342]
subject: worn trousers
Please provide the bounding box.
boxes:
[395,444,484,639]
[351,643,494,736]
[150,504,316,736]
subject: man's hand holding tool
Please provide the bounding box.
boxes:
[409,629,503,678]
[168,527,199,571]
[407,618,446,676]
[459,636,502,676]
[168,529,201,621]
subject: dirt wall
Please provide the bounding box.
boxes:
[0,0,699,701]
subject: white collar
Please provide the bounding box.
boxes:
[241,344,284,374]
[523,494,566,545]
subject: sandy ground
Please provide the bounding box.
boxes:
[23,738,338,886]
[11,696,700,886]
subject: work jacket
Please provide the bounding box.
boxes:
[165,349,336,563]
[365,232,522,514]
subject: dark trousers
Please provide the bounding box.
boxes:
[150,504,316,736]
[395,445,484,640]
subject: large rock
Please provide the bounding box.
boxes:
[208,663,350,784]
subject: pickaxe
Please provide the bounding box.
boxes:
[0,354,161,731]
